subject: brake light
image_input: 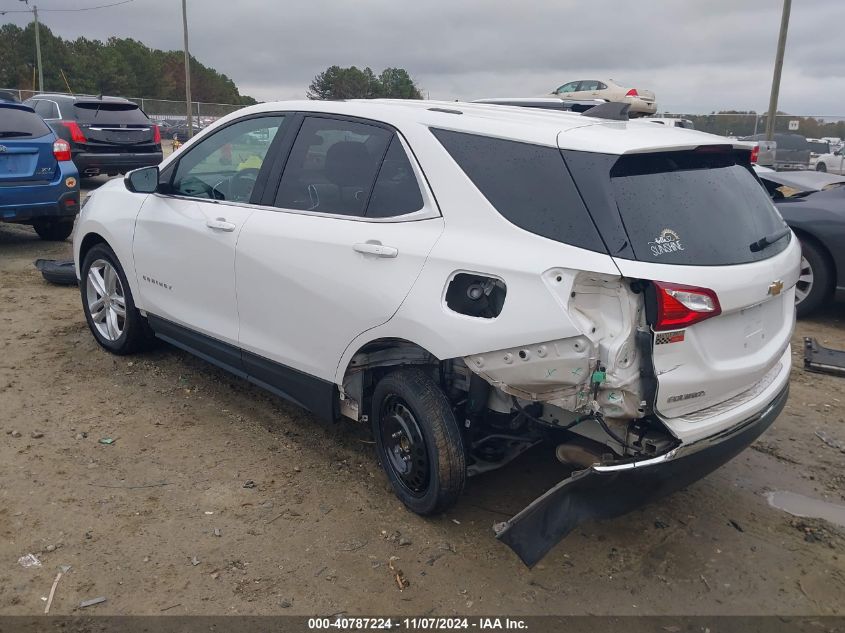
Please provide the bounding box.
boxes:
[61,121,87,144]
[652,281,721,331]
[750,145,760,164]
[53,138,72,162]
[152,124,161,144]
[625,88,639,97]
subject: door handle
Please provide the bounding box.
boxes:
[206,217,236,232]
[353,242,398,258]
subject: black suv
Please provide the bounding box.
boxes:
[24,94,163,177]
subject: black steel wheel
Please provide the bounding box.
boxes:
[372,367,466,515]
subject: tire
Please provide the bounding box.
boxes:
[816,162,827,173]
[33,220,74,241]
[80,243,153,355]
[795,238,833,317]
[372,367,466,515]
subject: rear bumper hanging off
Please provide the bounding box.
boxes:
[495,385,789,567]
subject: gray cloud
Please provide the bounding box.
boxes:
[4,0,843,114]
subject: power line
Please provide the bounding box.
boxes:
[1,0,134,13]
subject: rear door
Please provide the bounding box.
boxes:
[0,105,57,186]
[236,114,444,392]
[562,145,800,419]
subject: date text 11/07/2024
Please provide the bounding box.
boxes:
[307,617,528,630]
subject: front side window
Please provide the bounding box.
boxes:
[556,81,580,94]
[274,117,391,217]
[171,115,285,202]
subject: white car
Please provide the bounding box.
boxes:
[550,79,657,115]
[815,147,845,174]
[74,100,799,565]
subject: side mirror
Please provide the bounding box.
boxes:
[125,166,159,194]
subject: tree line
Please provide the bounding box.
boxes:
[307,66,422,100]
[0,22,256,105]
[677,111,845,140]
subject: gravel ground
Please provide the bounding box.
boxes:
[1,197,844,615]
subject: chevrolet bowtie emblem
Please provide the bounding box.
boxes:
[768,280,784,296]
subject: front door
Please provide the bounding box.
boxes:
[133,114,288,348]
[236,115,444,405]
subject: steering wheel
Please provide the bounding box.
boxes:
[213,168,260,202]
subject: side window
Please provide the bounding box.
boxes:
[556,81,580,94]
[596,82,608,90]
[171,115,285,202]
[431,128,606,254]
[366,137,424,218]
[274,117,391,217]
[580,80,600,91]
[42,101,59,119]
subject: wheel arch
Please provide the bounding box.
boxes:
[791,227,838,290]
[76,230,143,306]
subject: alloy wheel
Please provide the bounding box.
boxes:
[86,259,126,341]
[795,254,814,306]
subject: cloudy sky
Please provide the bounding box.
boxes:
[3,0,843,115]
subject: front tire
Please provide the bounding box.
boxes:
[33,220,74,241]
[372,367,466,515]
[816,162,827,173]
[795,239,833,317]
[80,243,153,354]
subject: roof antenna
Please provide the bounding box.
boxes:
[582,102,631,121]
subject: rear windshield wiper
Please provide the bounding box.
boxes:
[0,131,33,138]
[749,226,790,252]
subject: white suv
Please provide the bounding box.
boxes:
[74,100,800,566]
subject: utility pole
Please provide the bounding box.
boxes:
[181,0,193,138]
[765,0,791,141]
[19,0,43,93]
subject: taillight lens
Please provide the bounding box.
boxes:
[152,124,161,144]
[625,88,639,97]
[653,281,721,331]
[61,121,87,143]
[53,138,72,162]
[750,145,760,164]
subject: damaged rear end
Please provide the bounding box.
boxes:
[456,140,800,565]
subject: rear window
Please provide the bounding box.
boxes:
[607,150,789,265]
[73,102,150,125]
[430,129,607,253]
[808,141,830,154]
[0,106,51,138]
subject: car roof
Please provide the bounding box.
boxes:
[0,102,36,113]
[29,93,136,104]
[215,99,745,156]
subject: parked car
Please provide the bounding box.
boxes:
[166,122,203,140]
[755,168,845,315]
[742,133,810,171]
[549,79,656,115]
[0,102,80,240]
[74,100,798,565]
[814,146,845,174]
[23,93,162,178]
[641,117,694,129]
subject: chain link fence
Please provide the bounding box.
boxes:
[1,88,245,126]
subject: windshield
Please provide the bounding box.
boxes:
[0,106,51,138]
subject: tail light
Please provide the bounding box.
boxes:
[750,145,760,164]
[61,121,87,144]
[152,124,161,144]
[652,281,721,331]
[53,138,72,162]
[625,88,639,97]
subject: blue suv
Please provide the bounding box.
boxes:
[1,101,80,240]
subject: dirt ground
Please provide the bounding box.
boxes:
[1,188,844,616]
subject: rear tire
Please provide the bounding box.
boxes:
[816,162,827,173]
[80,243,154,355]
[372,367,466,515]
[33,220,73,241]
[795,238,833,317]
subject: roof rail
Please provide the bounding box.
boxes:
[581,101,630,121]
[472,98,604,113]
